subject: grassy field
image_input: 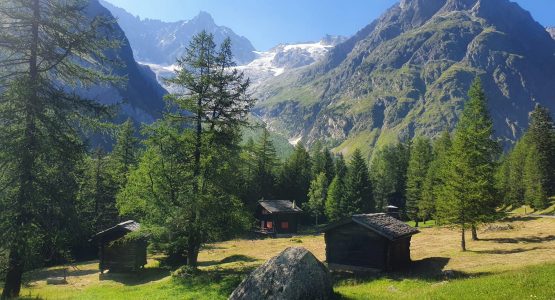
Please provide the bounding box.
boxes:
[6,216,555,299]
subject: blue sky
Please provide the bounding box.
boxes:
[104,0,555,50]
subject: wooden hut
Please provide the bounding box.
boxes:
[92,220,147,274]
[256,200,303,236]
[324,213,419,271]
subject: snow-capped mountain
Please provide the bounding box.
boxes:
[548,27,555,40]
[99,0,256,65]
[237,35,347,88]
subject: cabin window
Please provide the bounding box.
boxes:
[266,221,273,229]
[281,222,289,229]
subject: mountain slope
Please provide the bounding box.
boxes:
[237,35,346,89]
[100,0,256,65]
[255,0,555,157]
[86,0,166,124]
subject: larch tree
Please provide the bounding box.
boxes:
[527,105,555,200]
[306,172,328,225]
[250,126,279,206]
[0,0,118,296]
[119,32,254,268]
[406,136,433,227]
[523,145,548,209]
[437,78,500,251]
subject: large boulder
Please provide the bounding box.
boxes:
[229,247,334,300]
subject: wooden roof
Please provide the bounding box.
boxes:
[324,213,419,240]
[92,220,141,241]
[259,200,303,214]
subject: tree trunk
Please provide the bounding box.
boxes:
[2,248,24,299]
[187,244,199,268]
[461,227,467,251]
[471,225,479,241]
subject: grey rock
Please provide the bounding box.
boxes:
[229,247,334,300]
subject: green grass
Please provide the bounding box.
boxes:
[336,263,555,300]
[406,220,436,228]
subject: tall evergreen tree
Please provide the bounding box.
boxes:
[120,32,254,268]
[523,146,549,209]
[249,127,279,206]
[345,149,374,214]
[527,105,555,197]
[325,176,346,222]
[0,0,118,296]
[420,131,451,222]
[277,143,312,206]
[437,78,500,251]
[110,119,140,189]
[406,137,433,226]
[371,142,410,212]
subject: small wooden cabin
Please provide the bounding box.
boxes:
[256,200,303,236]
[92,220,147,274]
[324,213,419,271]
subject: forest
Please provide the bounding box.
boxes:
[1,0,555,299]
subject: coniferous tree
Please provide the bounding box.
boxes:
[406,137,433,226]
[306,172,328,225]
[345,149,374,214]
[523,146,549,209]
[277,143,312,206]
[250,127,279,205]
[325,176,345,222]
[120,32,254,268]
[0,0,118,296]
[371,142,410,212]
[110,119,140,189]
[420,132,451,222]
[437,78,500,251]
[527,105,555,197]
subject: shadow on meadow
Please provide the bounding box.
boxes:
[334,256,492,286]
[99,267,171,286]
[480,235,555,244]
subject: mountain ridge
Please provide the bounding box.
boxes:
[254,0,555,157]
[99,0,256,65]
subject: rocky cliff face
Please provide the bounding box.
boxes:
[254,0,555,157]
[86,0,166,124]
[100,1,256,65]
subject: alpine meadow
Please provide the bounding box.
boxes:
[1,0,555,299]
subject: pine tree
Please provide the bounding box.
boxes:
[277,143,313,206]
[437,78,500,251]
[0,0,118,296]
[523,146,549,209]
[528,105,555,196]
[122,32,254,268]
[250,127,279,205]
[325,176,345,222]
[371,142,410,212]
[420,132,451,223]
[345,149,374,214]
[110,119,140,188]
[306,172,328,225]
[406,137,433,226]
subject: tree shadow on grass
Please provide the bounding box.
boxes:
[24,263,99,283]
[468,247,545,254]
[500,216,539,222]
[333,257,492,286]
[480,235,555,244]
[100,267,171,286]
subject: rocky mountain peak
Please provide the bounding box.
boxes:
[190,11,215,26]
[547,27,555,40]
